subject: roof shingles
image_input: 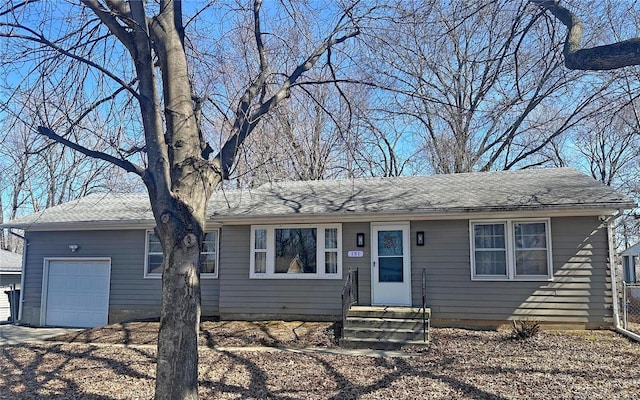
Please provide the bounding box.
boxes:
[3,168,636,229]
[0,249,22,273]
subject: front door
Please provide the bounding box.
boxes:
[371,222,412,306]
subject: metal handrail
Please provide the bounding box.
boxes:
[341,269,359,323]
[422,268,427,342]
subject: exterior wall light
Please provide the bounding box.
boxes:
[356,233,365,247]
[416,231,425,246]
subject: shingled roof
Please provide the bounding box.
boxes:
[3,168,636,230]
[0,249,22,274]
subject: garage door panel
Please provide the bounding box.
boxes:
[47,310,106,328]
[49,277,105,295]
[44,260,110,328]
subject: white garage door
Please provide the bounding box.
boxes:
[44,259,111,328]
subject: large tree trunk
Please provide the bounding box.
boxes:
[125,1,218,397]
[147,4,219,396]
[153,198,205,400]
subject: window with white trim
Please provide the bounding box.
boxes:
[145,230,219,278]
[250,224,342,279]
[470,219,552,280]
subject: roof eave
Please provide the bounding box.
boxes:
[0,219,157,232]
[2,218,226,232]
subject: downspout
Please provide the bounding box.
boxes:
[608,210,640,342]
[9,229,27,324]
[17,239,27,324]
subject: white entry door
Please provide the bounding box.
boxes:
[43,259,111,328]
[371,223,412,306]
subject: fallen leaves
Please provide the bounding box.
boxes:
[0,325,638,399]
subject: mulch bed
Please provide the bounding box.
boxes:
[0,322,639,399]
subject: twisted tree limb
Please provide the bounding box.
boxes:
[531,0,640,70]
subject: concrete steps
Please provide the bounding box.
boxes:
[340,306,430,350]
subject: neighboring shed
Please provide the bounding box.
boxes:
[0,249,22,322]
[622,242,640,284]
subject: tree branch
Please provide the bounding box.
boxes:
[531,0,640,70]
[37,126,145,176]
[253,0,268,104]
[69,81,135,133]
[214,27,360,179]
[211,3,360,179]
[0,0,38,17]
[3,29,139,99]
[81,0,135,53]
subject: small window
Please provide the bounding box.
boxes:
[473,223,507,277]
[250,224,342,279]
[145,229,219,278]
[325,228,338,274]
[146,231,163,275]
[199,231,218,276]
[470,219,552,281]
[253,229,267,274]
[514,222,548,276]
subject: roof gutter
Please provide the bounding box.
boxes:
[2,220,223,232]
[608,209,640,342]
[8,228,24,240]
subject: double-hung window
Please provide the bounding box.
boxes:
[145,230,219,278]
[470,219,552,281]
[250,224,342,279]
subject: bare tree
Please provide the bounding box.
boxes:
[0,0,365,398]
[532,0,640,245]
[575,102,639,187]
[0,94,130,217]
[358,0,616,174]
[232,80,357,185]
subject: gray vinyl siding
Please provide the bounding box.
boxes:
[219,223,369,319]
[21,230,219,326]
[411,216,612,326]
[342,222,371,306]
[20,215,612,326]
[219,216,611,325]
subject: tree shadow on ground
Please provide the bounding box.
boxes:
[0,343,156,399]
[200,321,339,349]
[199,350,512,400]
[315,354,511,400]
[49,321,160,346]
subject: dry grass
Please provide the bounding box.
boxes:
[627,321,640,333]
[0,322,639,399]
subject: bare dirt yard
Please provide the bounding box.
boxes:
[0,321,639,399]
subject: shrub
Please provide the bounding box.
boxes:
[511,319,540,340]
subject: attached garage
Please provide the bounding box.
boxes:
[42,258,111,328]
